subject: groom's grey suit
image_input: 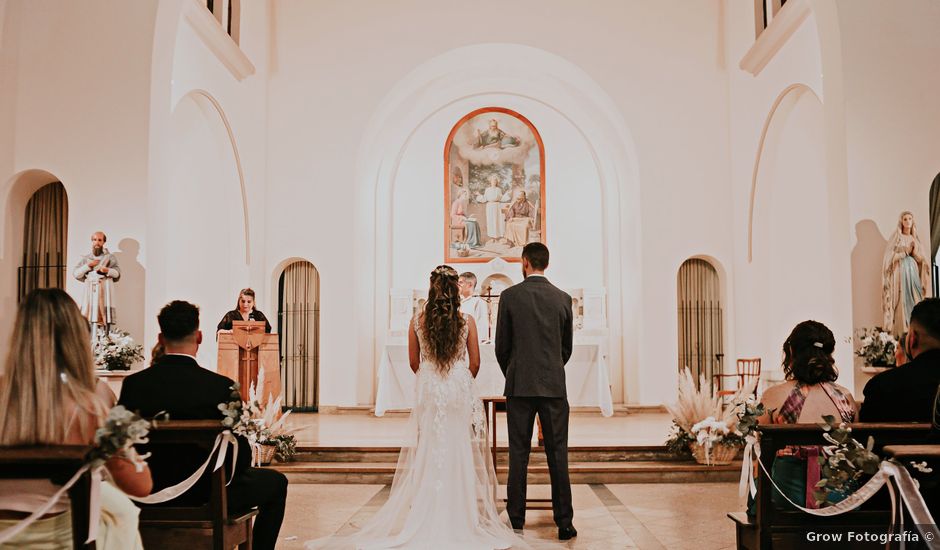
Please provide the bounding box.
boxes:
[495,274,574,529]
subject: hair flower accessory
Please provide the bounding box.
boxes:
[813,342,824,348]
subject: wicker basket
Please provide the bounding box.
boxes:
[689,442,739,466]
[254,444,277,466]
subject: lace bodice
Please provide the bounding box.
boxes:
[412,313,470,371]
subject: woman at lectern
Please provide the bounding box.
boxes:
[217,288,272,333]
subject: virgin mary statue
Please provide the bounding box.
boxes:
[883,211,932,335]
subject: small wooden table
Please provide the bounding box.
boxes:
[481,396,552,511]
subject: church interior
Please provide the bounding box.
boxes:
[1,0,939,548]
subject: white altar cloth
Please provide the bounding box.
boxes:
[374,341,614,417]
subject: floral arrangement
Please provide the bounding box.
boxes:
[852,327,897,367]
[812,415,881,506]
[665,368,763,463]
[218,369,299,463]
[87,405,166,471]
[94,328,144,371]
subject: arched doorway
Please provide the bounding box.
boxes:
[676,258,723,389]
[19,181,68,301]
[277,260,320,410]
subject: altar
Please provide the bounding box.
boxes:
[374,340,614,417]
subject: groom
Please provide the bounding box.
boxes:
[495,242,576,540]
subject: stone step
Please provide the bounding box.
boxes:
[268,460,742,485]
[292,445,685,464]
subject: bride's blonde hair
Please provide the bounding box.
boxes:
[0,288,105,445]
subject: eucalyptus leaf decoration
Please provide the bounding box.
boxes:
[812,415,881,506]
[88,405,167,472]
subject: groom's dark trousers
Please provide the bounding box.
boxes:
[495,274,574,529]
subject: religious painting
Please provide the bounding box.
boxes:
[444,107,545,263]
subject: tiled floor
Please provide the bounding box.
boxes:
[277,482,743,549]
[287,412,672,447]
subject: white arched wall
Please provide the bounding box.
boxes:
[162,91,249,370]
[352,43,642,406]
[746,86,852,380]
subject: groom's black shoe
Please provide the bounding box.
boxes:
[558,525,578,540]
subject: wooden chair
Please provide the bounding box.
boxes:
[714,357,761,397]
[136,420,256,550]
[450,225,466,243]
[728,423,932,550]
[0,445,95,549]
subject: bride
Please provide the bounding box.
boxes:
[307,265,521,549]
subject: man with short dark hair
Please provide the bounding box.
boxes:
[860,298,940,422]
[495,242,576,540]
[119,300,288,550]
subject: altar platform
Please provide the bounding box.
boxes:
[273,410,742,485]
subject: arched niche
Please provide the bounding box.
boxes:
[676,257,725,389]
[274,258,320,410]
[355,43,641,405]
[163,90,249,369]
[0,169,66,340]
[748,85,833,381]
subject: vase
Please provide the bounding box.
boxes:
[689,442,739,466]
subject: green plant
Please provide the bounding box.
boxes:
[812,415,881,507]
[269,433,297,462]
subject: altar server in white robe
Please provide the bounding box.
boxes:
[458,272,489,342]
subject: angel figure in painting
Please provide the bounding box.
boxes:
[475,119,520,150]
[883,211,932,335]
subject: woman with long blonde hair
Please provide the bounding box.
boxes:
[0,288,151,549]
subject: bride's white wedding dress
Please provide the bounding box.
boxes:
[306,314,520,549]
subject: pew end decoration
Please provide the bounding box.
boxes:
[88,405,165,471]
[666,368,762,465]
[812,415,881,507]
[219,368,299,465]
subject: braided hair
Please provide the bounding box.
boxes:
[421,265,466,373]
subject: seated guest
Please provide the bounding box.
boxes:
[750,320,858,512]
[0,288,152,548]
[217,288,272,333]
[860,298,940,422]
[120,300,286,550]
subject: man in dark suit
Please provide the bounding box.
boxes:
[495,242,576,540]
[119,300,288,550]
[860,298,940,422]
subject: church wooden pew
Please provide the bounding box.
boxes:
[0,445,95,549]
[729,423,932,550]
[136,420,256,550]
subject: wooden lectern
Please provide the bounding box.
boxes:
[217,321,281,404]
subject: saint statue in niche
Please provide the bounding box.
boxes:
[883,210,932,335]
[444,107,545,263]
